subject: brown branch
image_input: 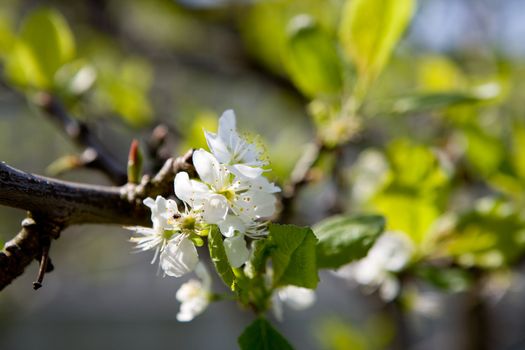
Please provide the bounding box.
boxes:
[33,93,128,185]
[278,140,326,222]
[0,150,194,291]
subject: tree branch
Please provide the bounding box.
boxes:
[34,93,128,185]
[0,150,194,291]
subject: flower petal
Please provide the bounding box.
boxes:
[174,172,210,207]
[193,149,228,189]
[218,214,246,237]
[160,236,199,278]
[223,233,250,268]
[201,194,228,223]
[205,131,231,164]
[231,164,264,179]
[217,109,238,143]
[278,286,316,310]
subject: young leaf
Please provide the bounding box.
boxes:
[238,318,293,350]
[269,224,319,289]
[19,8,75,87]
[339,0,415,85]
[390,91,497,115]
[313,215,385,269]
[208,225,235,290]
[285,15,342,97]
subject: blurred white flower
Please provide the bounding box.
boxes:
[336,231,414,301]
[272,286,316,321]
[176,263,212,322]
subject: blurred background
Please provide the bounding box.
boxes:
[1,0,525,349]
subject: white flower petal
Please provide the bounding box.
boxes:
[143,197,155,208]
[202,194,228,223]
[218,214,246,237]
[193,149,227,188]
[278,286,316,310]
[174,172,211,207]
[223,234,250,268]
[217,109,238,143]
[205,131,232,164]
[160,236,199,278]
[379,275,400,301]
[231,164,264,179]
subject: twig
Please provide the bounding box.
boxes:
[278,140,326,222]
[32,233,50,290]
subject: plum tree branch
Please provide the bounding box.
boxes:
[34,93,128,185]
[0,150,194,291]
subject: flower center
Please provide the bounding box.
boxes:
[218,188,236,202]
[180,215,196,231]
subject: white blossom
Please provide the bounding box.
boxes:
[176,263,212,322]
[126,195,204,278]
[335,231,414,301]
[126,196,179,263]
[205,110,267,175]
[175,150,278,231]
[272,286,316,321]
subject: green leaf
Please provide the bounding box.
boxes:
[373,190,440,244]
[462,125,504,177]
[390,91,495,115]
[339,0,415,84]
[4,40,46,88]
[416,266,472,292]
[17,8,75,87]
[313,214,385,269]
[285,15,342,97]
[269,224,319,289]
[208,225,235,290]
[444,198,525,269]
[370,140,450,244]
[246,239,272,277]
[238,318,293,350]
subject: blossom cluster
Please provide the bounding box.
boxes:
[126,110,280,320]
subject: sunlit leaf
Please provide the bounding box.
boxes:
[285,15,342,97]
[208,225,235,290]
[391,91,494,115]
[313,214,385,269]
[445,198,525,269]
[19,8,75,87]
[417,55,465,92]
[462,125,504,177]
[4,40,46,88]
[339,0,415,85]
[370,140,450,244]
